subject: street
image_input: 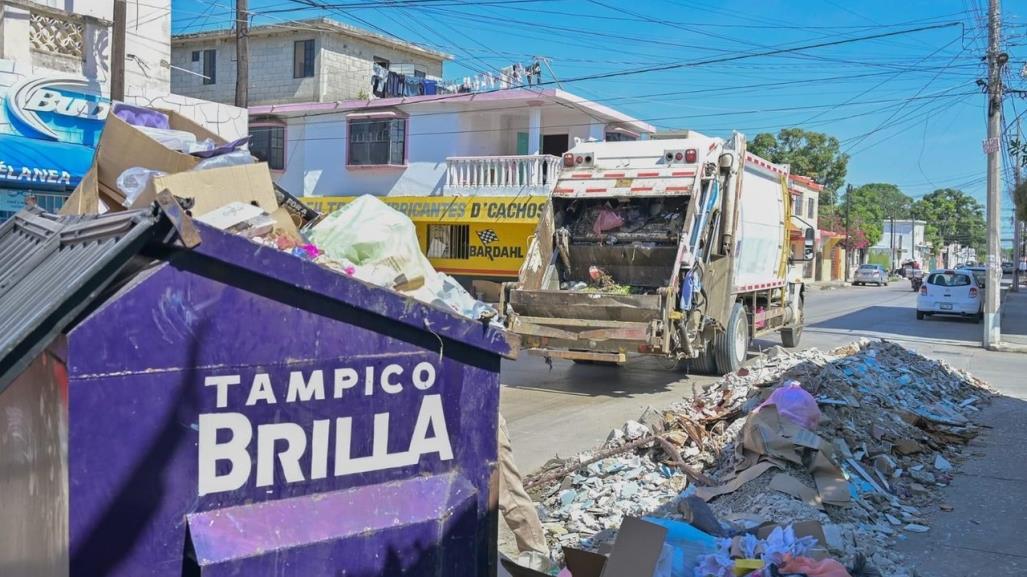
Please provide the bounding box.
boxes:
[502,282,1027,576]
[502,281,1025,471]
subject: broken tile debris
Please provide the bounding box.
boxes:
[524,339,992,577]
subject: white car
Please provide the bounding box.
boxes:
[916,269,983,322]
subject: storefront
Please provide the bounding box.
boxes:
[0,66,107,219]
[302,195,547,286]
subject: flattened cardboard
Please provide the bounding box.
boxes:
[140,163,278,216]
[811,450,851,506]
[601,517,667,577]
[694,461,778,502]
[768,473,824,510]
[564,548,607,577]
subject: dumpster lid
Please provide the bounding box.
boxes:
[0,207,166,393]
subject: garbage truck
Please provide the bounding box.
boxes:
[501,132,808,374]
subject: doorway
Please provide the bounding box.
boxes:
[542,134,569,156]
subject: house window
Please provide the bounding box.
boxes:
[202,49,216,85]
[605,132,637,142]
[250,125,285,171]
[373,56,390,69]
[792,194,801,216]
[191,50,200,62]
[294,39,315,78]
[348,118,405,166]
[427,224,469,259]
[807,198,815,219]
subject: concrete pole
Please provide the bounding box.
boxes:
[235,0,248,108]
[1013,118,1023,292]
[844,184,852,282]
[111,0,126,101]
[984,0,1003,347]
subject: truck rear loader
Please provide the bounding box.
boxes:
[501,132,808,374]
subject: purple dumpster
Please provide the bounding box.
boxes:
[0,207,516,577]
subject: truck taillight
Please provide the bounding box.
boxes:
[674,152,683,161]
[563,152,575,167]
[685,149,697,163]
[575,156,584,165]
[920,285,927,295]
[970,287,978,298]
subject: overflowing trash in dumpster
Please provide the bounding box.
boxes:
[519,339,992,577]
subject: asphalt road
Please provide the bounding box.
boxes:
[501,280,1009,472]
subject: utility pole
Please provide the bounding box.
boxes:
[984,0,1003,348]
[235,0,248,107]
[1013,117,1023,292]
[111,0,126,101]
[844,184,852,282]
[890,215,896,271]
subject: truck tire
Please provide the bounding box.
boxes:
[690,342,720,375]
[714,303,749,374]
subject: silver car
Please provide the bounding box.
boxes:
[854,264,888,286]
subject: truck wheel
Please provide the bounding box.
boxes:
[916,310,925,320]
[690,342,720,375]
[714,303,749,374]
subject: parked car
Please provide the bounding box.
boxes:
[916,268,983,322]
[853,264,888,286]
[1002,261,1014,275]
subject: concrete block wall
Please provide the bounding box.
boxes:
[171,30,444,105]
[319,33,443,101]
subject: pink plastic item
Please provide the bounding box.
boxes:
[592,208,624,235]
[778,555,852,577]
[758,380,821,430]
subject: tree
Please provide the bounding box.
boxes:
[910,188,986,254]
[825,183,912,250]
[748,128,849,206]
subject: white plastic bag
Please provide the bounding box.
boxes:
[115,167,167,206]
[194,150,255,171]
[135,126,199,152]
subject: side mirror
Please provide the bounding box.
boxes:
[801,228,816,261]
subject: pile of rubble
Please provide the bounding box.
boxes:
[525,339,992,576]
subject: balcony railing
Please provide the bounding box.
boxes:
[445,155,562,191]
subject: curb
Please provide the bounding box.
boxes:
[987,342,1027,354]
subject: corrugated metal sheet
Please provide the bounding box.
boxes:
[0,208,162,393]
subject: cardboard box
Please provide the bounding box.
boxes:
[500,517,666,577]
[136,163,278,216]
[61,109,225,214]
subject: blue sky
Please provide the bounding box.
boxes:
[170,0,1026,242]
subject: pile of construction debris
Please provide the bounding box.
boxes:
[525,339,992,576]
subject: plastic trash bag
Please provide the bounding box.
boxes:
[776,555,852,577]
[757,380,821,430]
[592,207,624,235]
[116,167,167,206]
[194,150,255,171]
[309,195,496,321]
[641,516,717,577]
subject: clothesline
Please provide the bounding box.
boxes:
[370,61,543,99]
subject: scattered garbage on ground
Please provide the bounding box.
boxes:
[521,340,993,577]
[60,102,496,322]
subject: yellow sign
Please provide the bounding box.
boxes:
[302,195,547,278]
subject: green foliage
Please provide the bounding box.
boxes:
[748,128,849,206]
[832,183,912,249]
[1014,182,1027,222]
[910,188,986,254]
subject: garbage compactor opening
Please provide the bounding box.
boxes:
[552,196,689,293]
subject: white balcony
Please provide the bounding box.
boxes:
[444,154,562,195]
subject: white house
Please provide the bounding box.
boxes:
[870,219,929,269]
[249,88,656,198]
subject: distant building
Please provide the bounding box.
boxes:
[170,18,450,106]
[869,219,929,269]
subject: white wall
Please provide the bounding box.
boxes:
[277,101,602,197]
